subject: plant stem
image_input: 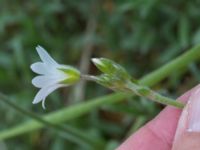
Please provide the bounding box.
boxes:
[83,74,185,108]
[81,74,98,82]
[126,82,185,108]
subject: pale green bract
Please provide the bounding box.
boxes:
[91,58,135,91]
[92,58,131,80]
[30,46,80,109]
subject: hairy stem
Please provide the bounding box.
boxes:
[126,82,185,108]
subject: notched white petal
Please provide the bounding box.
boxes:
[30,62,49,75]
[36,45,58,66]
[42,98,47,109]
[32,84,64,108]
[32,88,45,104]
[32,75,60,88]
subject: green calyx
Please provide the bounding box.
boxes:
[92,58,140,91]
[95,74,129,92]
[59,67,80,85]
[92,58,131,81]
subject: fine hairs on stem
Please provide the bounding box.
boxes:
[80,74,98,82]
[80,65,185,109]
[125,81,185,109]
[82,74,185,109]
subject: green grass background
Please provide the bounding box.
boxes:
[0,0,200,149]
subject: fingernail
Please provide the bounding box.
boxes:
[187,87,200,132]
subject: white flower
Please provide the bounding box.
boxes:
[31,45,80,109]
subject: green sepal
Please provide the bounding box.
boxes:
[95,74,129,91]
[92,58,131,81]
[58,66,80,85]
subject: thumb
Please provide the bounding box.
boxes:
[172,86,200,150]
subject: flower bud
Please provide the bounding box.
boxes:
[92,58,131,82]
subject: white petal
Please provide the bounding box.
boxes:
[32,84,64,107]
[36,45,58,66]
[30,62,49,75]
[32,75,61,88]
[42,98,47,109]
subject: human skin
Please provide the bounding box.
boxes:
[117,85,200,150]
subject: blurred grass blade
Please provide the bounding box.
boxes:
[139,45,200,86]
[0,45,200,140]
[0,92,127,141]
[0,93,104,149]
